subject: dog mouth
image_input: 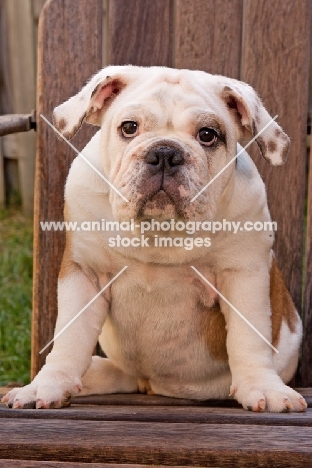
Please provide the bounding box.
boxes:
[137,182,186,219]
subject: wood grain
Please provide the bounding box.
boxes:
[241,0,311,313]
[0,462,194,468]
[0,418,312,466]
[1,404,312,426]
[0,0,37,213]
[32,0,102,377]
[0,113,36,137]
[1,388,311,408]
[70,392,239,407]
[302,139,312,386]
[108,0,173,66]
[174,0,243,78]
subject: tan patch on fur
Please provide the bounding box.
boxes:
[270,256,298,347]
[256,135,267,155]
[58,244,79,279]
[201,258,298,359]
[201,302,228,361]
[57,118,67,131]
[281,143,290,163]
[268,140,277,153]
[137,378,154,395]
[59,204,79,279]
[254,106,260,124]
[65,113,86,139]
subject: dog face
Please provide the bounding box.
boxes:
[53,66,289,222]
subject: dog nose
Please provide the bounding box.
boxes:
[145,146,184,173]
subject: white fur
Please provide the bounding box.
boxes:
[2,66,305,412]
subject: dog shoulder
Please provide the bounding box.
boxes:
[65,130,107,200]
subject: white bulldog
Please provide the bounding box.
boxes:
[2,66,307,412]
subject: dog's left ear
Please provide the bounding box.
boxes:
[221,81,290,165]
[52,66,131,140]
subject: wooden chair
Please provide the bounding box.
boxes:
[1,0,312,465]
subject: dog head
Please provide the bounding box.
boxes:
[53,65,290,222]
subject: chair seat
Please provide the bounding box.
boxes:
[1,390,312,466]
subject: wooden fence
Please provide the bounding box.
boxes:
[0,0,107,212]
[0,0,44,211]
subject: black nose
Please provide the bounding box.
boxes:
[145,146,184,173]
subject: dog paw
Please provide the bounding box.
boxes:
[231,378,307,412]
[1,370,82,409]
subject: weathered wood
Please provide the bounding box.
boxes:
[32,0,47,20]
[1,403,312,426]
[0,462,191,468]
[71,393,311,408]
[302,139,312,386]
[0,113,36,137]
[109,0,173,66]
[174,0,243,78]
[1,0,37,213]
[0,143,4,205]
[0,418,312,467]
[32,0,102,378]
[241,0,311,314]
[102,0,109,66]
[71,393,238,407]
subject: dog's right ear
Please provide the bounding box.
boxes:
[52,67,130,140]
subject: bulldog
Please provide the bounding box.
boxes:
[2,66,307,412]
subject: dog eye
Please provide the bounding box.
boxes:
[197,127,217,146]
[121,121,139,137]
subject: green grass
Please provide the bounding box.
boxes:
[0,207,33,385]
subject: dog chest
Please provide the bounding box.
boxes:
[99,266,227,380]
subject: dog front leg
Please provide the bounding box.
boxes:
[2,264,108,409]
[219,267,307,412]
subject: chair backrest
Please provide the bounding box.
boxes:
[33,0,312,386]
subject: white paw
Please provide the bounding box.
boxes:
[231,376,307,412]
[1,369,82,409]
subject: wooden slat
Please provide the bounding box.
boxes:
[174,0,243,78]
[302,140,312,386]
[73,392,312,408]
[1,404,312,426]
[0,143,4,205]
[0,0,36,213]
[241,0,311,313]
[71,393,238,407]
[0,113,36,137]
[0,462,188,468]
[32,0,47,20]
[108,0,173,66]
[0,418,312,467]
[32,0,102,377]
[1,389,311,408]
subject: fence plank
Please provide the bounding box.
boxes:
[1,403,312,425]
[32,0,102,377]
[0,0,36,213]
[108,0,173,66]
[302,145,312,386]
[174,0,243,78]
[241,0,311,313]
